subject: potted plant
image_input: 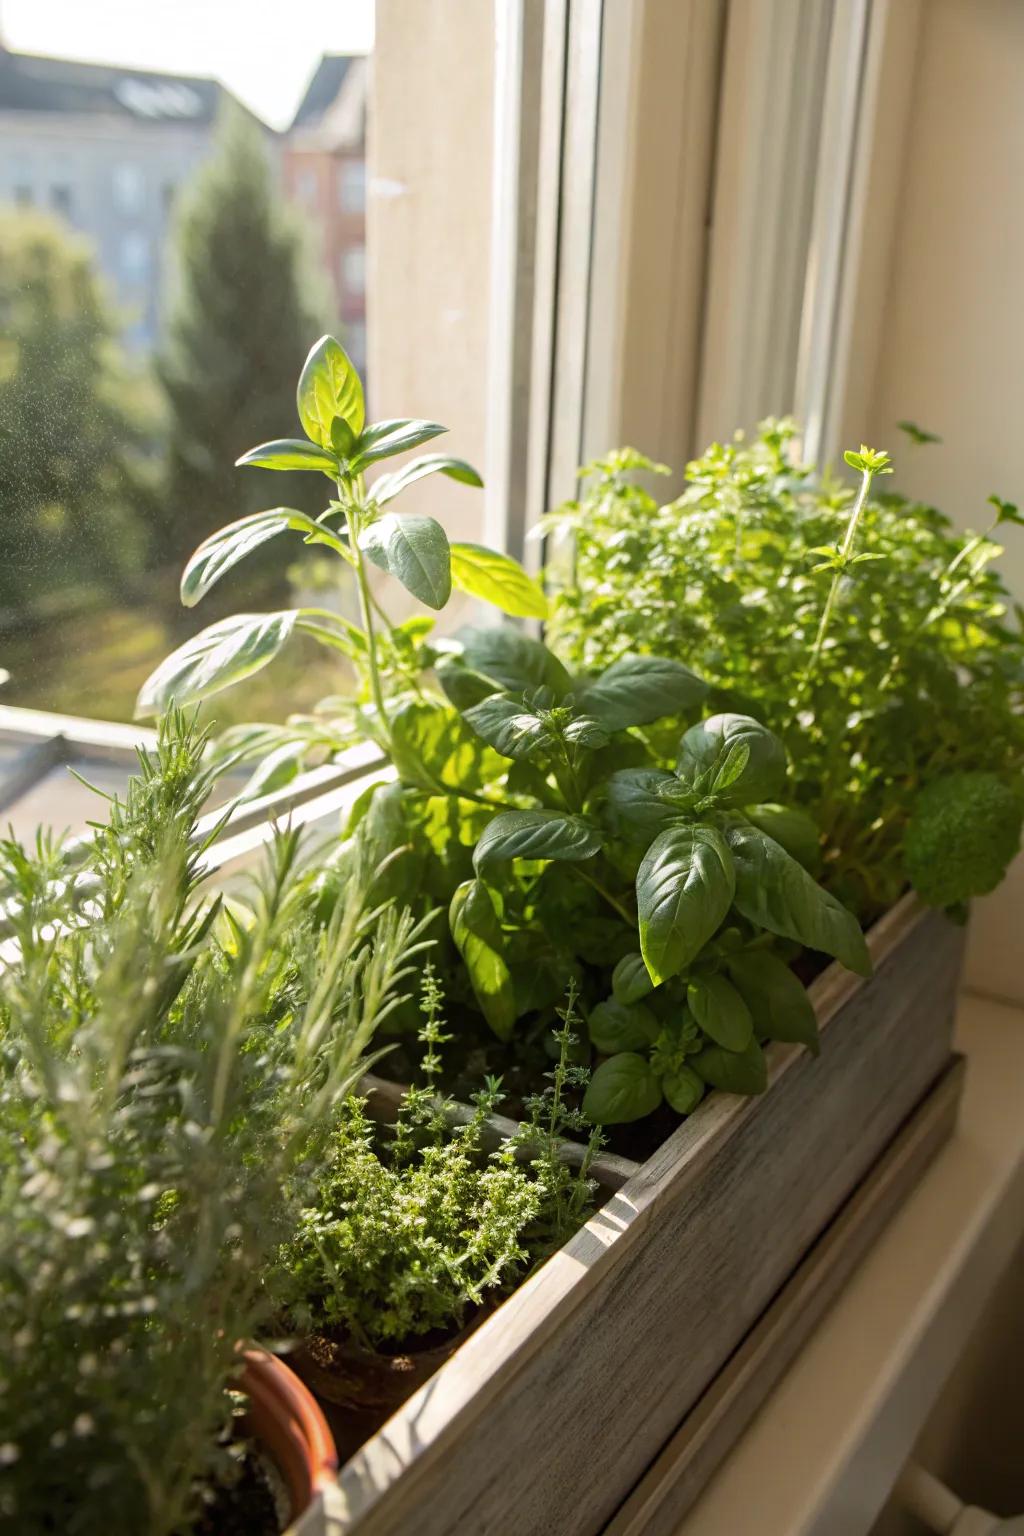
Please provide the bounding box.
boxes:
[273,966,603,1461]
[131,345,980,1534]
[0,711,425,1534]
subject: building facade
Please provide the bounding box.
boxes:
[0,46,254,351]
[282,55,368,374]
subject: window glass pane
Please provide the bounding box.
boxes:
[0,0,495,745]
[338,157,365,212]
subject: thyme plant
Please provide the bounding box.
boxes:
[543,425,1024,917]
[277,969,600,1349]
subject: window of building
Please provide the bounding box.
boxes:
[295,167,317,207]
[337,159,366,213]
[50,185,73,218]
[13,186,33,207]
[121,231,150,279]
[341,245,365,297]
[113,162,145,214]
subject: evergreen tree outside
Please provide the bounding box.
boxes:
[0,210,156,613]
[158,104,328,565]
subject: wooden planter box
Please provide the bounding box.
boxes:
[315,895,965,1536]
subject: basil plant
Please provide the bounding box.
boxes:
[420,635,870,1122]
[138,336,869,1128]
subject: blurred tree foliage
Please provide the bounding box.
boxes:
[158,105,328,563]
[0,210,157,611]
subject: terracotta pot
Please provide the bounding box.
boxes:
[239,1347,338,1527]
[285,1319,489,1464]
[288,1331,457,1414]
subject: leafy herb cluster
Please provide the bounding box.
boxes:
[0,713,422,1536]
[137,341,873,1128]
[542,424,1024,916]
[278,970,601,1349]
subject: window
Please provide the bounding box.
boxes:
[295,167,317,207]
[120,231,150,279]
[13,186,33,207]
[113,162,145,214]
[337,159,365,213]
[0,4,501,742]
[340,244,365,297]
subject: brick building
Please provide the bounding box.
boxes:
[283,55,368,374]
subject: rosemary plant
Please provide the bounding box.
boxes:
[0,713,425,1536]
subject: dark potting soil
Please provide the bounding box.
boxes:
[190,1445,285,1536]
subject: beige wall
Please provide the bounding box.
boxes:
[855,13,1024,1517]
[368,0,494,626]
[847,0,1024,1004]
[862,0,1024,590]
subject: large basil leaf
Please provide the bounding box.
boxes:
[587,998,660,1054]
[612,952,655,1004]
[351,418,447,470]
[636,824,735,985]
[582,1053,663,1124]
[603,768,686,839]
[461,696,550,760]
[136,611,297,716]
[297,334,365,446]
[726,823,871,976]
[473,809,601,873]
[663,1066,705,1114]
[579,655,707,732]
[453,625,572,697]
[389,699,506,794]
[235,438,341,476]
[692,1037,768,1095]
[359,513,452,609]
[677,714,787,806]
[372,453,483,505]
[687,973,754,1052]
[746,803,822,873]
[727,948,820,1052]
[450,543,548,619]
[449,879,517,1040]
[181,509,341,607]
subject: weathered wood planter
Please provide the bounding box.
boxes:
[315,894,965,1536]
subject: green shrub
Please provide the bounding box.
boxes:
[542,425,1024,916]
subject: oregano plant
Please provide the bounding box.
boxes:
[543,424,1024,920]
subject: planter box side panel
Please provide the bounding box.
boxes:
[338,907,964,1536]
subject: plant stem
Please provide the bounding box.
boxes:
[343,485,392,755]
[573,864,635,925]
[802,464,876,695]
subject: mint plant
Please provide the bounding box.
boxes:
[544,425,1024,918]
[137,334,546,775]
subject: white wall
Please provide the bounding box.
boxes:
[855,0,1024,1004]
